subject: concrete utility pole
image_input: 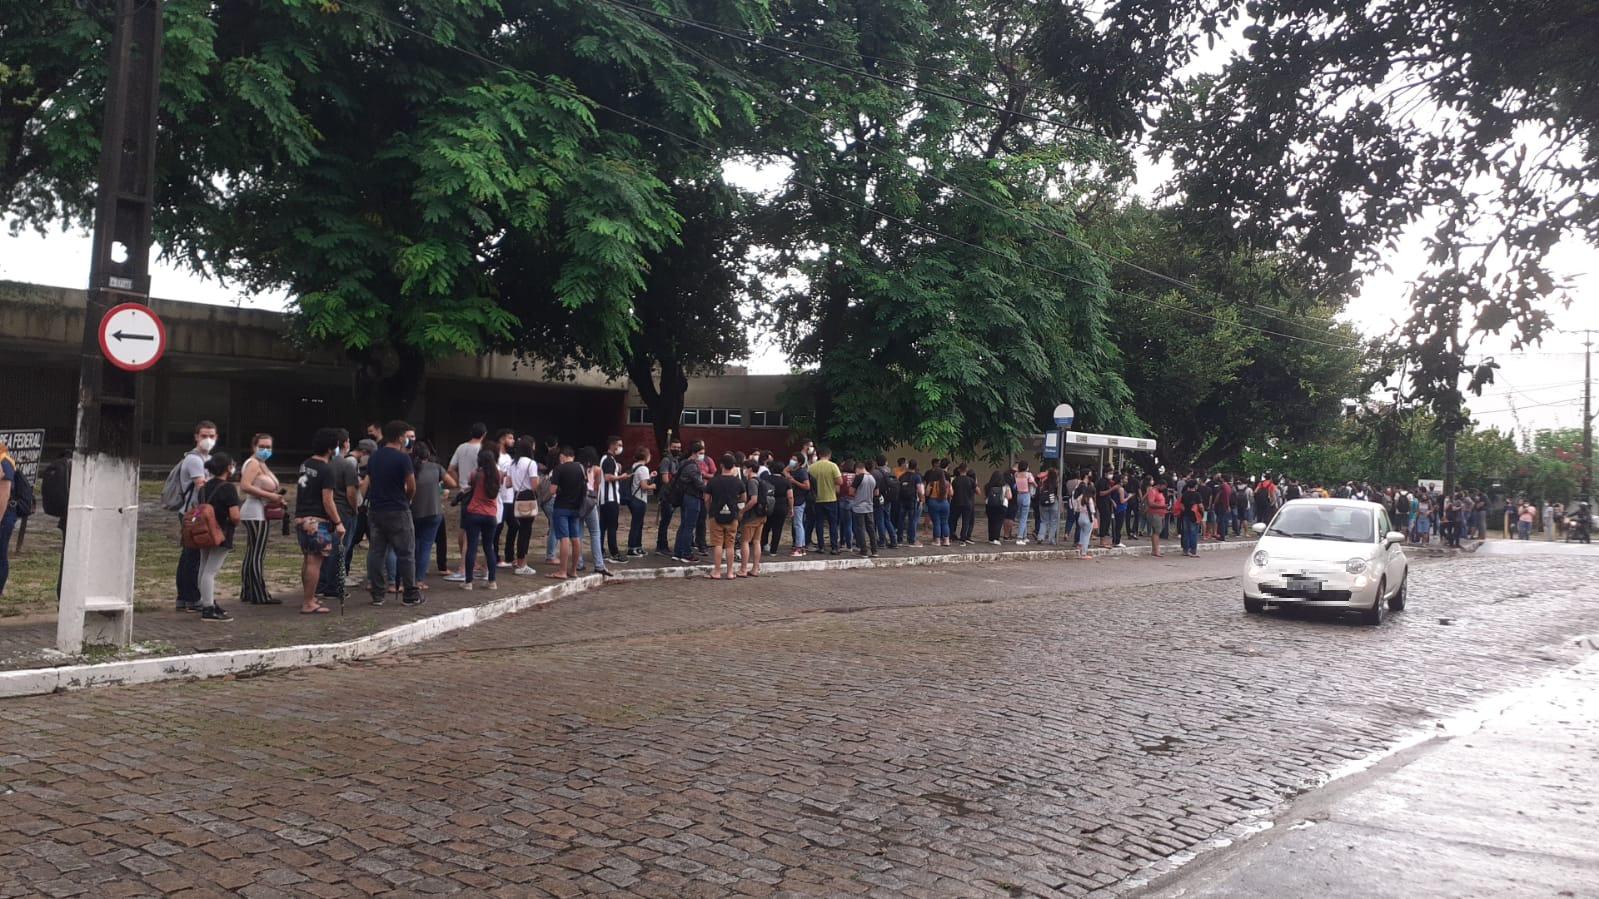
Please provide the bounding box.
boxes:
[58,0,165,654]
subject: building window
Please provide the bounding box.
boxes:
[628,406,653,425]
[750,410,789,429]
[680,407,745,427]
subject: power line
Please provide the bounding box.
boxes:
[342,1,1364,351]
[595,0,1363,350]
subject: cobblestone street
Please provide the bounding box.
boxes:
[3,553,1597,897]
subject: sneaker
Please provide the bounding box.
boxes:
[514,565,537,576]
[672,556,689,564]
[1015,540,1028,546]
[200,606,232,622]
[1114,543,1126,549]
[497,561,513,568]
[344,575,362,587]
[485,582,498,591]
[991,539,1001,545]
[461,582,474,591]
[370,595,385,606]
[443,571,466,582]
[609,554,629,564]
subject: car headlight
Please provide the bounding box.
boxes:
[1345,557,1368,574]
[1252,550,1270,568]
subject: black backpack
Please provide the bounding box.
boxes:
[898,473,919,504]
[986,483,1006,507]
[873,468,892,505]
[7,463,35,518]
[40,457,71,518]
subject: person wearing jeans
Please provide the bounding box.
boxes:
[366,423,423,606]
[790,496,807,555]
[675,494,702,560]
[1012,462,1036,545]
[926,496,951,545]
[173,423,215,610]
[627,448,653,555]
[460,445,504,590]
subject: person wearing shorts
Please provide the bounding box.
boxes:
[704,455,746,579]
[548,446,587,579]
[294,428,346,615]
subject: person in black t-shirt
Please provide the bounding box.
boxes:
[195,454,241,622]
[951,464,978,544]
[549,447,587,579]
[704,454,746,579]
[295,428,346,615]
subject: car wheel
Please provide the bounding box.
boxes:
[1244,596,1265,614]
[1359,579,1385,625]
[1388,573,1408,612]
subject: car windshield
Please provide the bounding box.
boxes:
[1265,504,1374,543]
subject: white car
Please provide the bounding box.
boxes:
[1244,499,1409,624]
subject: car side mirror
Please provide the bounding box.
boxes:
[1251,522,1267,535]
[1384,531,1406,546]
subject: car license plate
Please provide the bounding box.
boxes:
[1285,577,1322,593]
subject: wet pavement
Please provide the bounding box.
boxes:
[1,553,1596,897]
[1136,655,1599,898]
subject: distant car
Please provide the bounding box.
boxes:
[1244,499,1409,624]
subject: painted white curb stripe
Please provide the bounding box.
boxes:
[0,540,1252,699]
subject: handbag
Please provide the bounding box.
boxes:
[181,483,225,550]
[514,489,538,519]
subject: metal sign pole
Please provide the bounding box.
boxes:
[57,0,165,653]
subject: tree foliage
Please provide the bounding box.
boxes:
[1132,0,1599,429]
[1097,204,1369,470]
[749,0,1140,458]
[1,0,758,415]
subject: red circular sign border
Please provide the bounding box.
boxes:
[97,302,168,373]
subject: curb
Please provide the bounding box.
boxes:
[0,539,1253,699]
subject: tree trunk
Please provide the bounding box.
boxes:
[627,350,688,457]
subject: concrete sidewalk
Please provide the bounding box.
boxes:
[1135,654,1599,898]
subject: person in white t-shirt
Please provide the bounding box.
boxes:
[444,423,486,582]
[490,429,516,568]
[505,436,540,574]
[626,446,655,556]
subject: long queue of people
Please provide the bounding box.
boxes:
[158,416,1545,624]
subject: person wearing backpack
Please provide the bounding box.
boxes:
[876,456,900,550]
[191,454,242,622]
[898,459,924,548]
[626,446,654,557]
[759,453,792,557]
[737,457,770,576]
[704,454,746,579]
[848,460,878,557]
[653,438,681,557]
[162,421,217,612]
[983,469,1011,544]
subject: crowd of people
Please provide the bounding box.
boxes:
[124,420,1595,623]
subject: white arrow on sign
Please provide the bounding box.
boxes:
[98,303,168,372]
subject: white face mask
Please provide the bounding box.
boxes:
[198,437,216,453]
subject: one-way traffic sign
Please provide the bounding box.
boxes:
[97,303,167,372]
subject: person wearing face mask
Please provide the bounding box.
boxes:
[786,452,811,556]
[194,454,243,622]
[174,421,218,612]
[237,433,284,604]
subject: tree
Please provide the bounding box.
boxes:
[753,0,1139,458]
[1135,1,1599,443]
[2,0,758,417]
[1098,204,1369,470]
